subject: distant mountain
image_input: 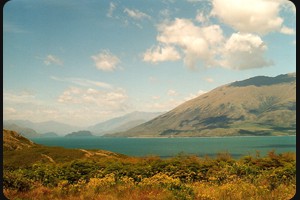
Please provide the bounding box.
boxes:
[108,73,296,137]
[3,120,81,136]
[65,130,95,137]
[3,123,42,138]
[88,111,163,135]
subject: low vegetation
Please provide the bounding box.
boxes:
[4,151,296,200]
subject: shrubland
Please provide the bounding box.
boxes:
[3,151,296,200]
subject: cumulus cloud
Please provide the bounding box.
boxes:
[91,50,120,71]
[154,18,224,69]
[145,17,276,70]
[219,33,273,70]
[211,0,284,35]
[143,45,181,63]
[124,8,151,20]
[44,54,63,66]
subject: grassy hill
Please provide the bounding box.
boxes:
[3,129,125,168]
[108,73,296,137]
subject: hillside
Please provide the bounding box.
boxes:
[3,129,36,151]
[3,129,124,168]
[108,73,296,137]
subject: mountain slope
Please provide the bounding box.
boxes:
[110,73,296,137]
[88,111,162,135]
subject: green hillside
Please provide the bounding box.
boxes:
[108,73,296,137]
[3,129,125,168]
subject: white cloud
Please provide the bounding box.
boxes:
[3,91,38,104]
[58,87,128,111]
[3,88,130,127]
[107,2,116,18]
[51,76,113,89]
[44,54,63,66]
[91,50,120,71]
[280,26,295,35]
[145,16,275,70]
[167,89,178,96]
[155,18,224,69]
[219,33,273,70]
[211,0,284,35]
[124,8,151,20]
[143,45,181,63]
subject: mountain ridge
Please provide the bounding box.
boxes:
[106,73,296,137]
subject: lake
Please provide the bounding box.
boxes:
[30,136,296,159]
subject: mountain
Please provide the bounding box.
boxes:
[108,73,296,137]
[65,130,95,137]
[3,120,81,136]
[3,123,42,138]
[88,111,163,135]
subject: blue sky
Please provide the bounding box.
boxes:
[3,0,296,127]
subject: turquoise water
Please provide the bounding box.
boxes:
[30,136,296,159]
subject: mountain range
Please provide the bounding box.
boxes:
[3,111,163,137]
[87,111,163,135]
[3,120,81,136]
[107,73,296,137]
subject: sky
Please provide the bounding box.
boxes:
[3,0,296,127]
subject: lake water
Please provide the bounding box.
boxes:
[30,136,296,159]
